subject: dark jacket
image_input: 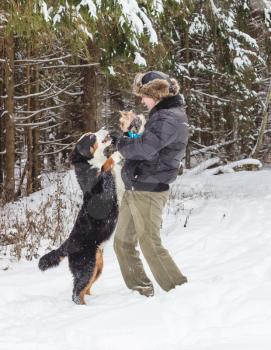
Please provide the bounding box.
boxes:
[117,94,188,192]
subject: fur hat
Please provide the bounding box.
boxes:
[132,71,180,101]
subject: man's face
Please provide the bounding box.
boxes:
[141,95,157,111]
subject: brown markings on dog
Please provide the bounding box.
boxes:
[93,248,104,283]
[90,141,98,155]
[79,262,98,304]
[85,248,104,296]
[79,248,104,303]
[102,157,114,172]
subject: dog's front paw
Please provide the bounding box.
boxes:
[101,157,114,172]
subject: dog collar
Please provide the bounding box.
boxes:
[128,131,142,139]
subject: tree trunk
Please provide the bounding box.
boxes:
[26,45,33,195]
[183,23,191,169]
[209,76,215,145]
[4,34,15,202]
[82,65,101,132]
[251,80,271,158]
[0,37,5,198]
[32,65,41,192]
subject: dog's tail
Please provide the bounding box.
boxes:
[38,239,69,271]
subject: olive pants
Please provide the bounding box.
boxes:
[114,190,187,292]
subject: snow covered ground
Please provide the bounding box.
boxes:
[1,168,271,350]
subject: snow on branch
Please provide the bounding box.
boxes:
[0,110,8,119]
[39,78,83,101]
[40,121,66,131]
[16,119,54,127]
[186,157,221,175]
[191,139,239,156]
[39,142,74,156]
[190,89,231,102]
[203,159,262,175]
[39,135,71,145]
[14,54,72,65]
[15,104,70,121]
[39,63,99,70]
[13,86,52,100]
[118,0,158,44]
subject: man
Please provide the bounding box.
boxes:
[113,71,188,297]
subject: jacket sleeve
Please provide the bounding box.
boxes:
[70,146,100,195]
[117,111,185,161]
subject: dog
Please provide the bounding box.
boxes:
[119,110,146,135]
[38,129,120,305]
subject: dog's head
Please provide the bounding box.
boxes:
[78,128,121,169]
[76,129,111,158]
[76,132,97,158]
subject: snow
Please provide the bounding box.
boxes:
[189,14,209,36]
[231,29,258,49]
[39,1,50,22]
[78,0,97,18]
[118,0,158,44]
[108,66,116,76]
[79,24,93,39]
[52,13,61,25]
[1,168,271,349]
[176,63,190,75]
[134,52,147,66]
[153,0,164,13]
[202,158,262,175]
[209,0,219,16]
[233,56,251,70]
[188,60,207,71]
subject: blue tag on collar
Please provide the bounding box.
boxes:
[128,131,142,139]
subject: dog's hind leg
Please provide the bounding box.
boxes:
[85,247,104,295]
[94,247,104,282]
[79,264,98,302]
[69,250,96,305]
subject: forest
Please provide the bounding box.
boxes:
[0,0,271,203]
